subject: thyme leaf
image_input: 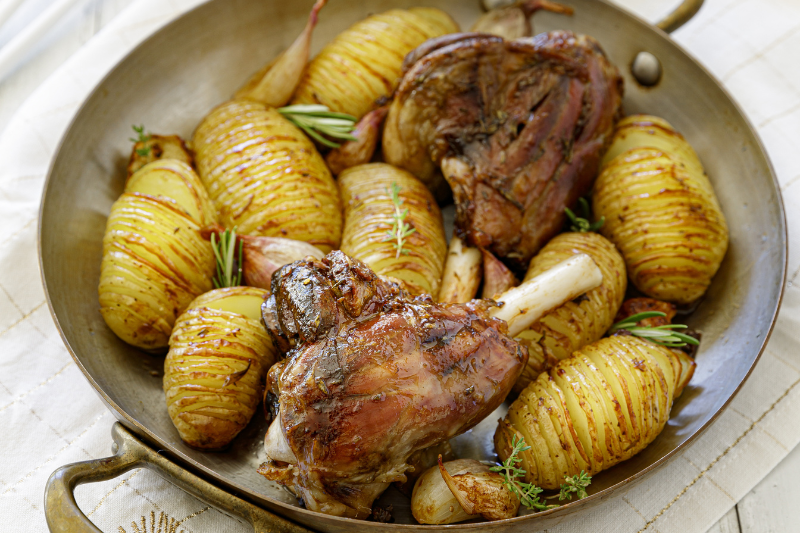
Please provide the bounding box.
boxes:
[565,197,604,233]
[129,124,152,157]
[210,227,243,288]
[490,435,559,511]
[277,104,358,148]
[382,182,416,259]
[559,471,592,501]
[608,311,700,348]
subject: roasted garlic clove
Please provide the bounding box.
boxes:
[472,0,573,40]
[235,0,327,107]
[325,105,388,175]
[411,457,519,524]
[481,248,518,300]
[397,441,455,496]
[223,232,324,291]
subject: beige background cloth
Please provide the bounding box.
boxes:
[0,0,798,531]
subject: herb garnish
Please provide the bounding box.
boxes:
[210,227,243,288]
[558,471,592,501]
[129,124,152,157]
[565,197,604,233]
[277,104,358,148]
[382,182,416,259]
[490,435,556,510]
[609,311,700,348]
[492,435,593,510]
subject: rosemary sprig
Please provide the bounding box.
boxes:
[382,182,416,259]
[558,471,592,501]
[565,197,604,233]
[210,227,243,288]
[490,435,558,511]
[609,311,700,348]
[129,124,152,157]
[277,104,358,149]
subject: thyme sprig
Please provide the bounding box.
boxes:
[210,227,243,288]
[609,311,700,348]
[129,124,152,157]
[382,182,416,259]
[565,197,604,233]
[558,471,592,501]
[277,104,358,148]
[490,435,557,511]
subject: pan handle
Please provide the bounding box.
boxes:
[45,422,313,533]
[656,0,704,33]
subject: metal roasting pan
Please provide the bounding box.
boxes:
[39,0,787,531]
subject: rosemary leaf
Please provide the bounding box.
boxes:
[277,104,358,148]
[609,311,700,347]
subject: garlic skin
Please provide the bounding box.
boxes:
[235,0,327,106]
[326,105,388,175]
[239,234,324,290]
[481,248,518,300]
[411,458,520,525]
[472,0,573,40]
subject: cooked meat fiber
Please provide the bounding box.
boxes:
[259,251,526,518]
[383,31,623,270]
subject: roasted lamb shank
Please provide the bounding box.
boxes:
[383,31,623,270]
[258,250,602,518]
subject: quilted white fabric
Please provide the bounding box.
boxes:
[0,0,798,531]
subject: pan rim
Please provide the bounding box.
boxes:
[36,0,788,528]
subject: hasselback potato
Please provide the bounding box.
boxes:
[339,163,447,296]
[192,99,342,251]
[164,286,278,449]
[495,335,695,489]
[291,8,458,119]
[514,232,626,390]
[593,115,729,304]
[98,160,216,351]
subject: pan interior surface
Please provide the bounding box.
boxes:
[39,0,785,530]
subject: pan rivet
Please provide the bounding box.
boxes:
[632,51,662,86]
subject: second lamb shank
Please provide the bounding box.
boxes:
[383,31,623,270]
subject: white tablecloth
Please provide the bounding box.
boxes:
[1,0,798,531]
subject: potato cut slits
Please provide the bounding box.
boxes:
[164,287,278,450]
[192,100,342,252]
[98,160,216,350]
[291,8,458,119]
[496,336,693,488]
[514,232,627,390]
[593,115,729,304]
[338,163,447,296]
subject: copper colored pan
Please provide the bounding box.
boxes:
[40,0,786,531]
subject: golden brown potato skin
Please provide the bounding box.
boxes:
[164,287,278,450]
[514,232,626,390]
[98,160,216,351]
[496,335,693,489]
[593,115,729,305]
[291,8,458,119]
[192,100,342,252]
[127,134,193,179]
[338,163,447,296]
